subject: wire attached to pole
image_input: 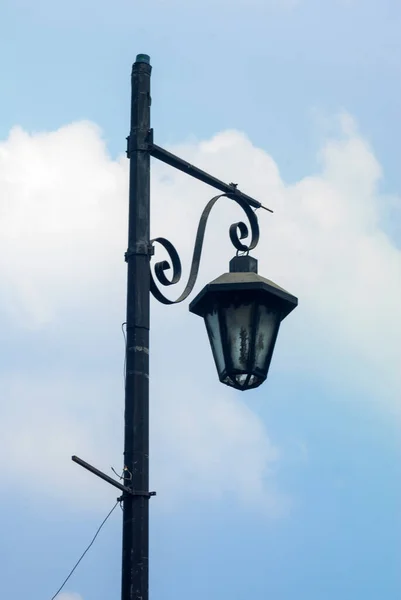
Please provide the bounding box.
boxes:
[50,500,120,600]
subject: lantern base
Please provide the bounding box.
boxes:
[219,369,267,391]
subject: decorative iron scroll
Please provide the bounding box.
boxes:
[150,193,260,305]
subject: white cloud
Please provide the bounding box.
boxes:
[56,593,83,600]
[0,115,400,515]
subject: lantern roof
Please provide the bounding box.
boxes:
[189,265,298,321]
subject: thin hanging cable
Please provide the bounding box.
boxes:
[111,466,124,480]
[50,500,119,600]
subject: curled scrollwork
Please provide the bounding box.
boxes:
[150,192,260,305]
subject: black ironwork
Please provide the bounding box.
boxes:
[189,256,298,391]
[150,192,260,305]
[148,139,273,213]
[71,456,156,498]
[122,54,152,600]
[70,53,291,600]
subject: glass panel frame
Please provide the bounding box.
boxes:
[205,307,225,376]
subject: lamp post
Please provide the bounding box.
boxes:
[72,53,298,600]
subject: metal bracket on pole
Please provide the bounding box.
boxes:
[72,455,156,498]
[146,130,273,213]
[125,242,155,261]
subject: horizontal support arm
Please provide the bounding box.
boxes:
[71,455,156,498]
[148,141,273,213]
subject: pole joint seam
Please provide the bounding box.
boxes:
[126,130,153,157]
[125,243,155,261]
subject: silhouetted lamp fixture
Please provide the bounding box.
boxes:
[189,254,298,391]
[71,54,300,600]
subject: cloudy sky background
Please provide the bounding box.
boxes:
[0,1,400,599]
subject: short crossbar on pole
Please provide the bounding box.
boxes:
[71,455,156,498]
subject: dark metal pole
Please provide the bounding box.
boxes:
[122,53,152,600]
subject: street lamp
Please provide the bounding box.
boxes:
[189,254,298,391]
[72,53,298,600]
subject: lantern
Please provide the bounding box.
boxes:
[189,255,298,391]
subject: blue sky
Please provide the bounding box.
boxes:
[0,2,400,600]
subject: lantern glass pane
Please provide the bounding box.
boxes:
[224,301,254,371]
[254,305,280,370]
[248,374,259,387]
[205,307,225,375]
[235,373,249,386]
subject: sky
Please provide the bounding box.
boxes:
[0,1,400,600]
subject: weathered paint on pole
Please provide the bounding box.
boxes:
[122,53,152,600]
